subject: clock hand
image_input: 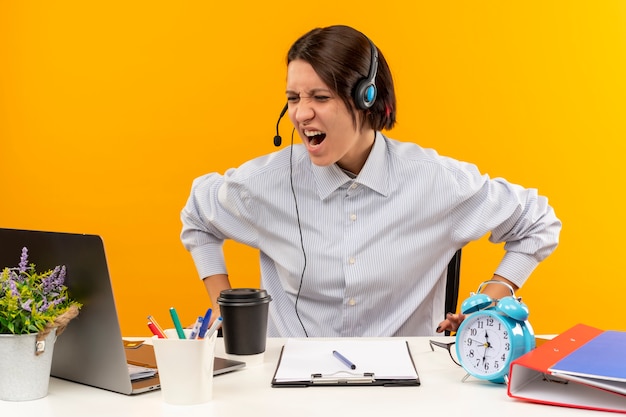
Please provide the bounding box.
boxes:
[481,331,490,364]
[468,338,486,346]
[484,331,492,348]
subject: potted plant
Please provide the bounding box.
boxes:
[0,247,81,401]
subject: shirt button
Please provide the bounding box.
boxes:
[350,213,357,221]
[348,257,356,264]
[350,183,358,190]
[348,298,356,306]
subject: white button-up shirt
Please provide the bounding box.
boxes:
[181,132,561,337]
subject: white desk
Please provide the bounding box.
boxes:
[0,337,596,416]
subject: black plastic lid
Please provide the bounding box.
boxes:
[217,288,272,305]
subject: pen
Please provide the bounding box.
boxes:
[147,320,166,338]
[197,308,212,339]
[203,316,223,340]
[169,307,186,339]
[333,350,356,370]
[189,316,204,339]
[147,315,167,338]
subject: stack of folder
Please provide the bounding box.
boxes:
[507,323,626,413]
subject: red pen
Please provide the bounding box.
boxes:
[147,320,167,338]
[147,315,166,335]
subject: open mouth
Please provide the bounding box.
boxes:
[305,130,327,146]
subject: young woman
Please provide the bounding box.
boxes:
[180,25,561,337]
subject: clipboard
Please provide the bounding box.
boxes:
[271,339,420,387]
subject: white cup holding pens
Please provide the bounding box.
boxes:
[152,328,218,405]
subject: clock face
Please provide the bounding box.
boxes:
[456,312,514,379]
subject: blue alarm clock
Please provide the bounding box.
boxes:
[455,280,535,384]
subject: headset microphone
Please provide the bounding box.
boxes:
[273,103,289,147]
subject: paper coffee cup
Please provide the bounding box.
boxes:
[217,288,272,356]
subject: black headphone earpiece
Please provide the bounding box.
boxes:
[352,38,379,110]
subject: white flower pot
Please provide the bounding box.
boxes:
[0,328,57,401]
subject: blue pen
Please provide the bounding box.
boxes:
[204,316,223,340]
[333,350,356,370]
[197,308,212,339]
[169,307,186,339]
[189,316,204,339]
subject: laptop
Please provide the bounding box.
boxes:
[0,228,245,395]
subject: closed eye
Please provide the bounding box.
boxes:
[286,88,334,104]
[286,95,331,103]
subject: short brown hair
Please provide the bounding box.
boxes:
[287,25,396,131]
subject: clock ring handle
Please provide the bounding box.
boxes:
[461,280,515,314]
[475,279,516,298]
[462,280,529,322]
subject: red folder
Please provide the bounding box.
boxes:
[507,323,626,413]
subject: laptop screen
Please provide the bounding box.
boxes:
[0,228,142,394]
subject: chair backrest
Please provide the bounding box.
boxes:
[444,249,462,336]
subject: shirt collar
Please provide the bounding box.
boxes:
[311,132,390,200]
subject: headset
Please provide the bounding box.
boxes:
[274,36,379,147]
[352,38,379,110]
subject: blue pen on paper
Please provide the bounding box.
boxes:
[203,316,223,340]
[189,316,204,339]
[169,307,186,339]
[197,308,212,339]
[333,350,356,370]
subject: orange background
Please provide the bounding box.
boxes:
[2,1,625,336]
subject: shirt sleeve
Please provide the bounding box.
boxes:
[180,169,259,279]
[451,162,562,287]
